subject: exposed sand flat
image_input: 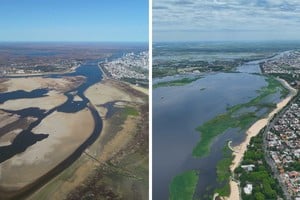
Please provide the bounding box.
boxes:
[27,79,147,200]
[85,79,133,105]
[227,79,298,200]
[128,83,148,95]
[0,111,19,129]
[0,91,67,111]
[97,117,137,163]
[85,79,144,118]
[0,78,9,92]
[0,109,94,189]
[0,129,22,147]
[2,76,85,93]
[85,79,133,118]
[73,95,83,101]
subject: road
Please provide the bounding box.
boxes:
[262,93,298,200]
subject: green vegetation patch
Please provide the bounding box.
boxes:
[169,170,199,200]
[122,106,139,117]
[235,130,284,200]
[153,77,201,89]
[193,111,257,157]
[193,76,287,158]
[214,144,234,197]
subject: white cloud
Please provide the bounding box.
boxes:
[153,0,300,41]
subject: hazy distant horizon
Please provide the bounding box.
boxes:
[153,39,300,43]
[0,40,149,43]
[154,0,300,42]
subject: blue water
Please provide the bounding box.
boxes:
[0,61,103,163]
[153,61,283,199]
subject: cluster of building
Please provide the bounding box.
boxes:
[101,51,148,80]
[0,59,80,75]
[261,51,300,75]
[266,101,300,198]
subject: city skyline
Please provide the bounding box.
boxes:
[0,0,148,42]
[153,0,300,42]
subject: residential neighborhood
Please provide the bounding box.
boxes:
[266,99,300,199]
[261,51,300,76]
[100,51,148,80]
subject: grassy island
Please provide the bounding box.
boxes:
[153,77,202,89]
[169,170,199,200]
[193,76,288,158]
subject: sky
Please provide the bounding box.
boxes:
[0,0,148,42]
[153,0,300,42]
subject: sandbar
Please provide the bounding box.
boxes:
[0,90,67,111]
[1,76,85,93]
[27,79,147,200]
[0,109,94,189]
[0,111,19,129]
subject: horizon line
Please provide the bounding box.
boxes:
[153,39,300,43]
[0,40,148,43]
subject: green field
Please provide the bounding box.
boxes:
[153,77,202,89]
[169,170,199,200]
[193,76,289,158]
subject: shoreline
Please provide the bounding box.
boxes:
[226,78,298,200]
[0,67,101,199]
[27,78,148,200]
[1,63,82,78]
[98,62,109,79]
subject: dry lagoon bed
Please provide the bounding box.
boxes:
[0,76,148,200]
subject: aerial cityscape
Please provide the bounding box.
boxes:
[153,0,300,200]
[2,0,300,199]
[0,1,148,200]
[153,41,300,200]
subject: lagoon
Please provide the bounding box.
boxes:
[153,67,282,199]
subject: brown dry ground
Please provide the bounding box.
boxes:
[27,79,149,200]
[0,76,92,199]
[0,78,8,92]
[0,110,94,189]
[1,76,85,93]
[0,90,67,111]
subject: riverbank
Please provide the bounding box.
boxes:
[98,62,109,78]
[3,64,80,78]
[0,109,94,189]
[227,78,298,200]
[193,76,287,158]
[27,79,148,200]
[1,76,85,93]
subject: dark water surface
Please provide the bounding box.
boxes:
[0,60,105,198]
[0,61,103,163]
[153,60,282,199]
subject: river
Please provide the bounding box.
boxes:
[153,56,283,199]
[0,59,105,198]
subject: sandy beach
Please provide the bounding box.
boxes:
[227,79,298,200]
